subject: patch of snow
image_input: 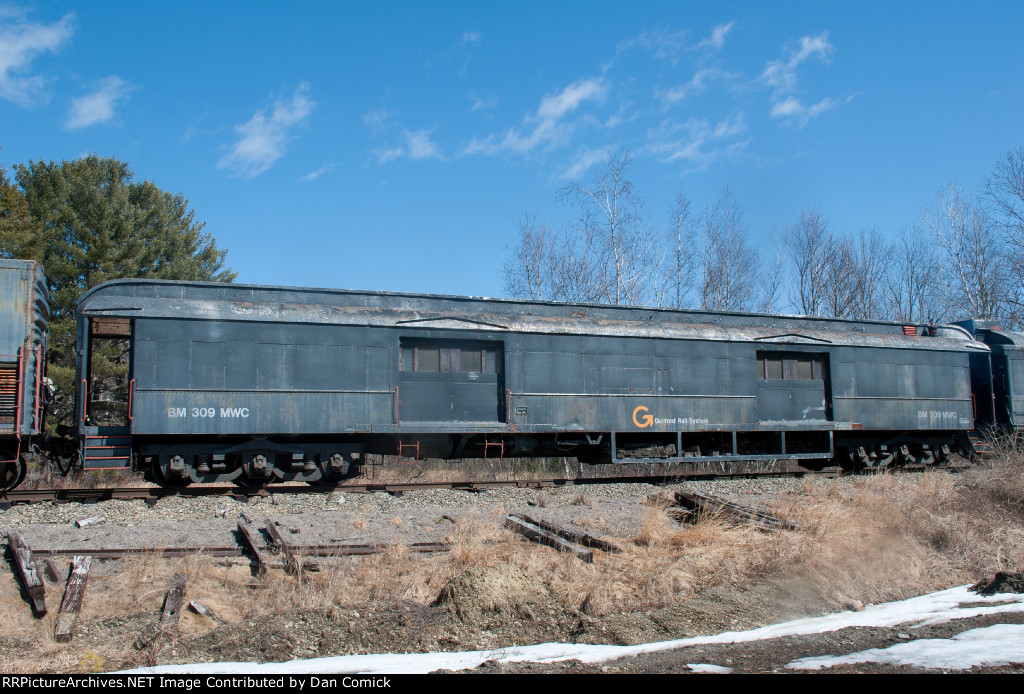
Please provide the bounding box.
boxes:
[686,663,733,673]
[119,585,1024,675]
[787,623,1024,671]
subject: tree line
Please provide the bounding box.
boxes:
[0,154,235,427]
[504,148,1024,329]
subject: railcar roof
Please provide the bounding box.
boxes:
[78,278,987,353]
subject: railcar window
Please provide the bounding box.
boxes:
[417,347,441,372]
[460,349,483,373]
[757,352,824,381]
[400,340,502,373]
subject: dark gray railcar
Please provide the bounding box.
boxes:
[0,259,49,490]
[955,320,1024,432]
[75,279,986,484]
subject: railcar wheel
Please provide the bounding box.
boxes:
[150,459,192,488]
[0,451,27,493]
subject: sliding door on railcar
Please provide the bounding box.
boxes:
[398,339,504,422]
[756,351,832,422]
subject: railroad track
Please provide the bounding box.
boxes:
[0,469,843,507]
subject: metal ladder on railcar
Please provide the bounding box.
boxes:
[82,426,133,470]
[967,430,995,458]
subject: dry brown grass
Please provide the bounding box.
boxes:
[5,447,1024,672]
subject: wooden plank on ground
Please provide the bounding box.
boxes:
[160,573,187,626]
[54,555,92,643]
[7,531,46,616]
[505,514,593,563]
[669,490,797,531]
[134,573,188,650]
[236,520,268,577]
[42,558,64,583]
[515,513,621,554]
[263,519,301,576]
[188,600,226,625]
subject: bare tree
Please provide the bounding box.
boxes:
[695,186,759,311]
[784,206,834,316]
[503,212,551,300]
[757,236,786,314]
[822,235,857,318]
[548,228,604,303]
[922,181,1008,321]
[985,148,1024,325]
[847,227,893,319]
[560,149,660,306]
[884,225,940,322]
[663,190,694,308]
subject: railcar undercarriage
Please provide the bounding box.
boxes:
[121,428,967,488]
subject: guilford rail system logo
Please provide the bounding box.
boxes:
[632,405,708,428]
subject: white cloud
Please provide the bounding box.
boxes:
[761,32,843,125]
[362,108,394,134]
[464,77,608,155]
[617,28,690,65]
[770,96,839,121]
[405,129,442,160]
[697,22,735,51]
[0,11,73,107]
[559,147,611,180]
[301,162,335,182]
[217,84,315,178]
[371,146,404,164]
[368,129,443,164]
[65,76,134,130]
[761,32,834,95]
[647,113,749,169]
[658,68,741,105]
[470,95,498,113]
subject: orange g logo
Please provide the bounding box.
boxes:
[632,405,653,428]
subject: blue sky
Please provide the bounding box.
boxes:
[2,1,1022,299]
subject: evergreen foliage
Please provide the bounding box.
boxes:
[0,154,235,428]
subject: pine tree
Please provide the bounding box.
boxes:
[9,154,235,428]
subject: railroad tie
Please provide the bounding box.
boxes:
[54,556,92,643]
[7,531,46,616]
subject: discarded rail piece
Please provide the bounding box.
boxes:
[7,530,45,616]
[662,490,797,531]
[505,513,622,563]
[54,555,91,643]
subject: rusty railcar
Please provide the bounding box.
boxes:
[0,259,49,491]
[73,279,987,486]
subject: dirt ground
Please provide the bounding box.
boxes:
[3,468,1024,674]
[49,567,1024,675]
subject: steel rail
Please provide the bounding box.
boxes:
[0,469,844,507]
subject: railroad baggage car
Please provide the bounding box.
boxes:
[73,279,989,486]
